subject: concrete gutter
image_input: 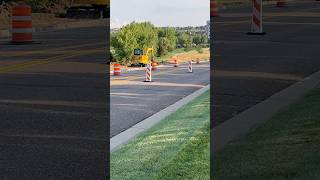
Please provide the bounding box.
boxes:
[213,69,320,153]
[110,84,210,152]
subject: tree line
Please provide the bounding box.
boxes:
[111,22,208,64]
[1,0,70,13]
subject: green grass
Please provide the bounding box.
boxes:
[156,48,185,62]
[213,88,320,180]
[111,90,210,180]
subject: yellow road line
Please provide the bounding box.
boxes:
[0,48,106,73]
[0,42,106,57]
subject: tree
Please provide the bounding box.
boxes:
[177,32,192,48]
[135,22,158,51]
[157,37,169,56]
[111,24,138,64]
[193,33,208,46]
[111,22,158,64]
[193,34,202,46]
[157,27,176,56]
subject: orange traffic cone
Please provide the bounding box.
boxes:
[210,0,219,17]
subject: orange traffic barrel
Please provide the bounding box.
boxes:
[171,56,179,67]
[151,57,157,71]
[173,59,179,67]
[210,0,220,17]
[113,63,121,76]
[12,4,33,43]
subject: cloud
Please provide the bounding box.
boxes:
[110,18,129,29]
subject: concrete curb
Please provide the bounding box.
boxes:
[213,69,320,153]
[110,84,210,152]
[0,19,109,38]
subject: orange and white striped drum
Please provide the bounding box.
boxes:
[113,63,121,76]
[248,0,265,35]
[145,63,152,82]
[188,60,193,73]
[12,5,33,43]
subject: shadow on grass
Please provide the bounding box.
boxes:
[111,90,210,179]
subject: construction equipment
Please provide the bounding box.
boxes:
[132,47,155,66]
[66,0,109,18]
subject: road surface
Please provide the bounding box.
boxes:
[212,1,320,126]
[0,26,108,179]
[110,62,210,137]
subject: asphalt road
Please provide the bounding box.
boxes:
[110,62,210,137]
[0,26,108,179]
[212,1,320,126]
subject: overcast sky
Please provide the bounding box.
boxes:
[110,0,209,28]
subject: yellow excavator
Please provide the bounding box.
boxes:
[132,47,155,66]
[66,0,110,18]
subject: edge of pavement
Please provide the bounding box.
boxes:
[110,84,210,152]
[109,60,210,75]
[0,18,109,38]
[213,68,320,153]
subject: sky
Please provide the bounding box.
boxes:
[110,0,209,29]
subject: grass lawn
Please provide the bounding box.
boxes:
[156,48,185,62]
[111,90,210,180]
[213,88,320,180]
[157,48,210,63]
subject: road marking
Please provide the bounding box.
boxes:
[220,12,320,18]
[264,22,320,25]
[110,62,210,86]
[111,80,206,87]
[0,48,105,73]
[111,68,180,82]
[214,70,303,81]
[0,99,104,108]
[215,5,320,26]
[0,41,106,57]
[0,133,106,142]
